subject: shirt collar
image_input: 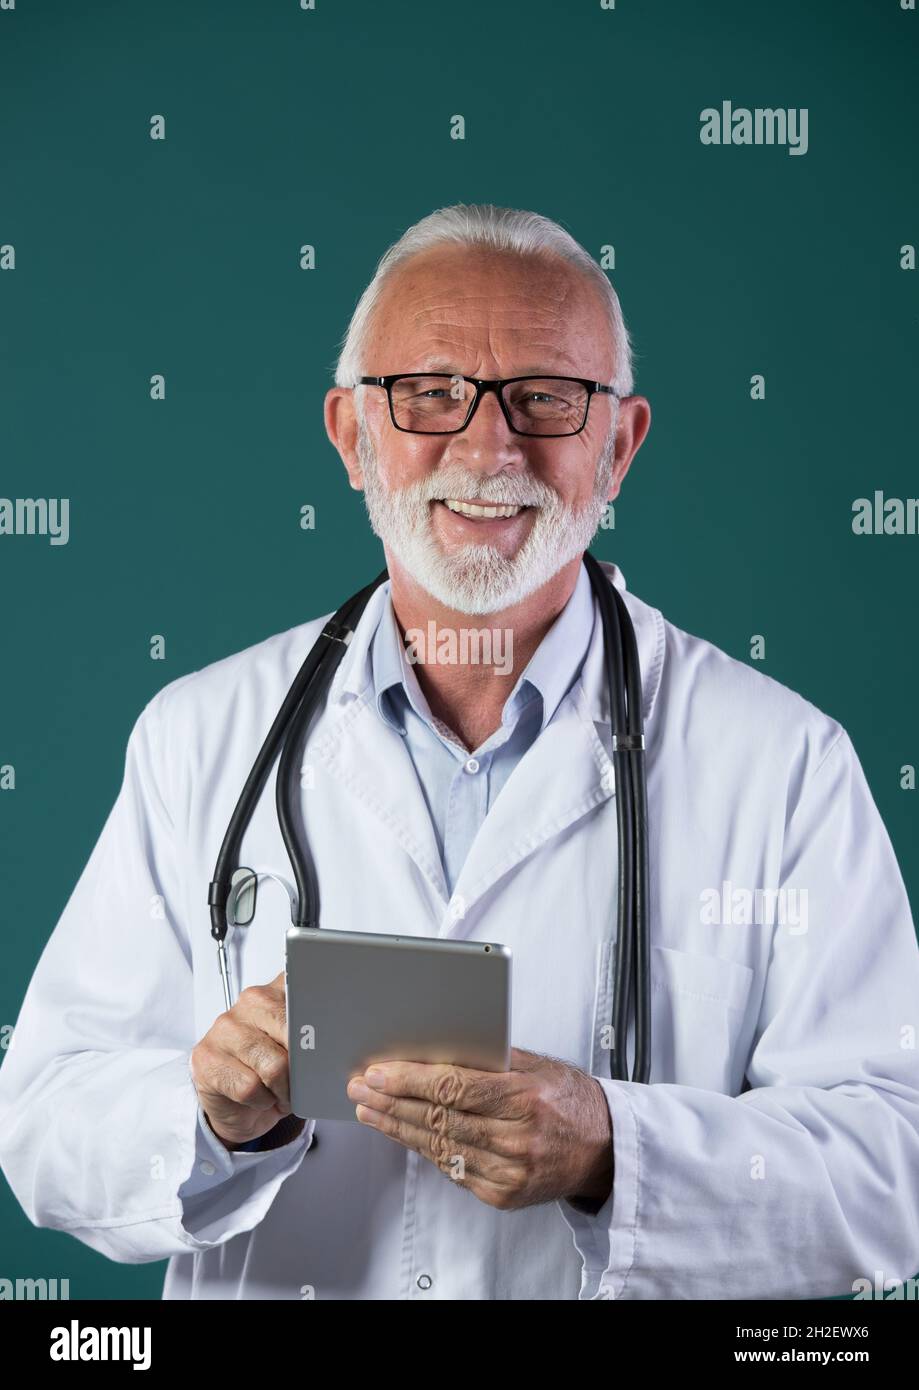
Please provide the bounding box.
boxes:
[326,557,664,732]
[368,560,596,737]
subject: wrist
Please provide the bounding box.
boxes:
[204,1110,306,1152]
[569,1156,613,1209]
[568,1078,614,1207]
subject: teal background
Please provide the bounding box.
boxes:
[1,0,917,1299]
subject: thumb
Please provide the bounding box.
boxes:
[509,1046,544,1072]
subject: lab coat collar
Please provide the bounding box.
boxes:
[328,556,663,731]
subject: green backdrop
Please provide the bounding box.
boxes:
[1,0,916,1299]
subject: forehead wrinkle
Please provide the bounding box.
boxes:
[407,283,573,317]
[406,306,581,352]
[413,325,578,352]
[403,316,574,351]
[379,261,588,348]
[414,345,582,375]
[380,263,604,370]
[380,248,581,318]
[409,280,570,304]
[410,307,572,332]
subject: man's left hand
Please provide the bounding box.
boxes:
[346,1047,613,1211]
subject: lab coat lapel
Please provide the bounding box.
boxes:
[309,581,450,905]
[446,560,664,927]
[311,692,449,904]
[443,688,615,929]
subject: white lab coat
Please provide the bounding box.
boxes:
[1,561,918,1301]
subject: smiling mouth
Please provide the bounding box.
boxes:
[436,498,530,519]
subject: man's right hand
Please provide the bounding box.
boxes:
[190,970,303,1150]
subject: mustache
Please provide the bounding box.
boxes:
[354,422,564,508]
[408,471,559,509]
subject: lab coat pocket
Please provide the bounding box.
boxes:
[650,945,754,1092]
[591,942,754,1093]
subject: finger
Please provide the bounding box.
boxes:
[509,1046,545,1071]
[353,1105,523,1189]
[208,1018,292,1108]
[459,1172,533,1211]
[230,980,290,1051]
[361,1059,529,1118]
[194,1046,285,1116]
[348,1078,526,1156]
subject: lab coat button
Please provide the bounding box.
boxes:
[199,1160,217,1176]
[416,1273,433,1290]
[464,758,480,774]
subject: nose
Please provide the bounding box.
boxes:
[441,384,526,473]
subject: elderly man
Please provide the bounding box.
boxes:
[1,204,918,1301]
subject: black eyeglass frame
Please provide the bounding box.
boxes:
[356,373,622,438]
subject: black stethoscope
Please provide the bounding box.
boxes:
[208,550,651,1084]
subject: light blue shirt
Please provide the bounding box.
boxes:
[369,561,596,897]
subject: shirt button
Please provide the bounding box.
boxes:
[416,1273,433,1290]
[199,1160,217,1176]
[464,757,480,774]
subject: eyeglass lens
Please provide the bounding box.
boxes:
[389,376,589,435]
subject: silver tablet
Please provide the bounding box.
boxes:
[286,927,512,1121]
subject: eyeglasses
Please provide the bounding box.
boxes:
[356,374,621,437]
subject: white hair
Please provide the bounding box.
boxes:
[332,203,635,408]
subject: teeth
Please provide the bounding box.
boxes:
[442,499,523,519]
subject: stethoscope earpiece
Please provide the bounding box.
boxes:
[226,868,298,930]
[226,868,258,928]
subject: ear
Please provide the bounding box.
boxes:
[324,387,364,489]
[606,395,651,501]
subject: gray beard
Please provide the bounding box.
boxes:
[356,415,617,615]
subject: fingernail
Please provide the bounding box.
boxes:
[365,1068,386,1088]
